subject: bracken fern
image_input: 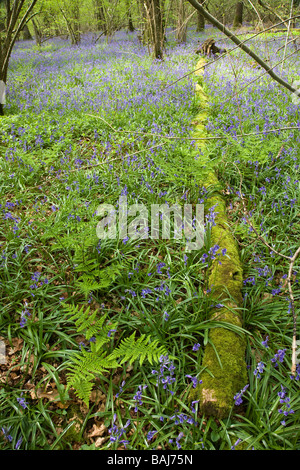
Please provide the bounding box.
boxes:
[64,303,168,405]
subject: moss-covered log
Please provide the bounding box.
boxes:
[190,59,247,418]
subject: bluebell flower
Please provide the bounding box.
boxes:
[191,400,200,413]
[17,394,28,409]
[15,437,22,450]
[271,349,286,367]
[2,426,12,442]
[253,362,265,378]
[107,329,117,337]
[147,430,157,441]
[186,375,202,388]
[234,384,249,405]
[163,311,169,321]
[133,385,147,412]
[231,438,241,450]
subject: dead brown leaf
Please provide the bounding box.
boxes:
[89,423,107,438]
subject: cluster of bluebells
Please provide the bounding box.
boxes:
[200,245,227,265]
[185,374,202,389]
[169,432,185,449]
[2,209,21,236]
[133,384,147,412]
[20,305,31,328]
[271,349,287,368]
[170,411,197,427]
[29,271,49,297]
[151,355,176,395]
[17,393,28,410]
[277,386,294,426]
[234,384,249,406]
[108,414,130,448]
[1,427,22,450]
[204,204,218,227]
[253,361,265,378]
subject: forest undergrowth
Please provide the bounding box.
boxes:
[0,27,299,450]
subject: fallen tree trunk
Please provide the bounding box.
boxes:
[189,58,247,418]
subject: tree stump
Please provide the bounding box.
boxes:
[195,38,227,57]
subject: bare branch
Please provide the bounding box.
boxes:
[162,14,300,92]
[185,0,298,94]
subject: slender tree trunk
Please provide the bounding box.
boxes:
[71,3,81,45]
[126,0,134,31]
[145,0,164,59]
[176,0,187,43]
[94,0,107,33]
[32,19,42,46]
[233,1,244,28]
[22,23,32,40]
[138,0,149,44]
[196,0,206,32]
[0,0,38,116]
[197,10,205,31]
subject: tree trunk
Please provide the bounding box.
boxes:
[32,19,42,46]
[0,0,38,116]
[197,10,205,31]
[145,0,164,59]
[71,3,81,45]
[138,0,149,44]
[0,55,9,117]
[233,1,243,29]
[22,23,32,40]
[176,0,187,43]
[126,0,135,32]
[94,0,107,33]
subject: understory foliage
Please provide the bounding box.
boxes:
[0,27,299,450]
[63,303,168,405]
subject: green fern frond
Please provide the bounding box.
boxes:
[66,350,119,386]
[70,379,94,406]
[64,301,168,406]
[87,322,118,350]
[75,276,109,298]
[63,303,117,343]
[66,349,119,405]
[110,332,168,365]
[75,263,123,298]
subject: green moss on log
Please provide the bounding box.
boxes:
[190,327,247,419]
[189,59,247,418]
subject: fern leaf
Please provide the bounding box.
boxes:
[110,332,168,365]
[70,379,94,406]
[66,350,119,387]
